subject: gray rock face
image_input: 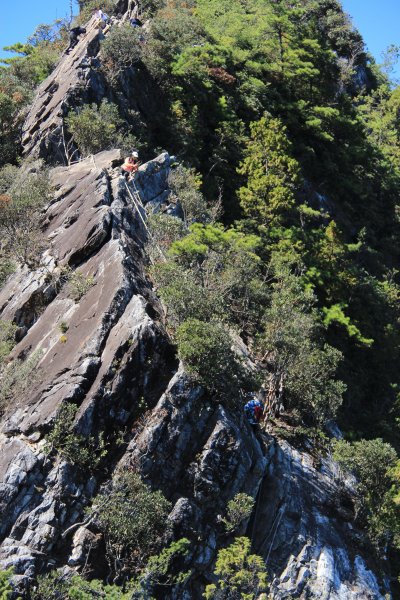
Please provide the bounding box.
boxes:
[22,15,108,164]
[254,440,385,599]
[121,375,387,599]
[0,151,175,590]
[0,149,388,598]
[0,7,389,599]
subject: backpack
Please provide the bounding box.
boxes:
[244,399,264,424]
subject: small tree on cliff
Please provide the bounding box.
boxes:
[0,165,52,268]
[90,470,172,577]
[238,116,301,227]
[204,537,269,600]
[65,100,137,157]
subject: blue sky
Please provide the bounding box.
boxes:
[342,0,400,76]
[0,0,74,59]
[0,0,399,72]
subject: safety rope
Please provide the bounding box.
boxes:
[250,475,264,543]
[265,504,285,566]
[124,180,166,262]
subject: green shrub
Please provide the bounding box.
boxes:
[0,321,17,365]
[59,321,69,334]
[134,538,191,597]
[175,318,251,401]
[33,571,132,599]
[142,4,205,81]
[101,24,142,82]
[146,213,187,263]
[44,403,107,469]
[221,493,255,534]
[68,270,95,301]
[34,540,191,599]
[204,537,268,600]
[0,255,15,289]
[258,261,346,424]
[151,223,265,334]
[333,438,400,549]
[0,166,52,267]
[151,262,218,327]
[65,100,136,156]
[90,470,172,574]
[0,568,14,599]
[168,165,217,225]
[0,350,42,417]
[238,116,301,227]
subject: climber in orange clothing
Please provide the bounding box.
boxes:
[121,150,140,180]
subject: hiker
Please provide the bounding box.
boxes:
[94,8,110,28]
[121,151,140,180]
[130,17,143,28]
[66,26,86,53]
[244,394,264,430]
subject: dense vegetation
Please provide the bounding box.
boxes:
[2,0,400,595]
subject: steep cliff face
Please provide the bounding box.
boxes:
[21,15,107,164]
[0,8,390,600]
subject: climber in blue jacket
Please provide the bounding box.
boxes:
[244,394,264,429]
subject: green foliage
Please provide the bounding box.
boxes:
[322,303,374,347]
[0,256,15,288]
[2,24,67,87]
[142,3,206,82]
[258,260,346,424]
[204,537,268,600]
[153,223,265,333]
[0,321,17,365]
[222,493,255,534]
[146,213,186,262]
[68,270,95,301]
[0,568,14,600]
[34,540,191,599]
[238,116,301,226]
[168,165,218,225]
[176,318,251,401]
[0,350,42,417]
[44,403,107,469]
[59,321,69,334]
[0,20,67,166]
[101,24,142,82]
[90,470,172,573]
[65,100,136,157]
[333,438,400,549]
[34,571,133,599]
[0,166,52,267]
[357,83,400,173]
[134,538,192,597]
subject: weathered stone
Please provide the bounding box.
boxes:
[22,15,108,163]
[0,5,391,598]
[68,526,101,567]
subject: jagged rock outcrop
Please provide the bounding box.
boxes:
[0,150,176,589]
[0,5,390,599]
[22,15,108,164]
[255,440,385,599]
[0,155,388,597]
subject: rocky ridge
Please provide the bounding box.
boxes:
[0,7,390,600]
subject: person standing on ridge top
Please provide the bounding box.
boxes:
[93,8,110,28]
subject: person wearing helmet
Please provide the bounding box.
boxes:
[121,150,140,180]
